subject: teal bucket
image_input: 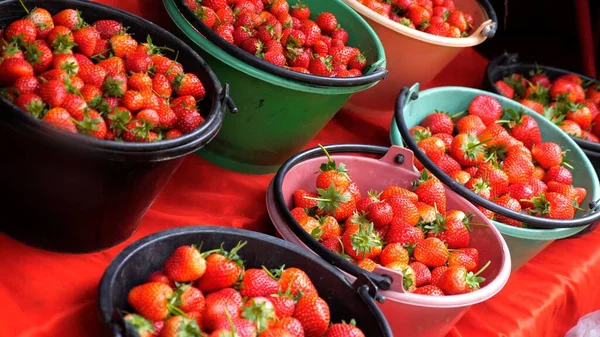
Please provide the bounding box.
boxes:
[391,84,600,271]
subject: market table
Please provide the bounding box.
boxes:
[1,2,599,337]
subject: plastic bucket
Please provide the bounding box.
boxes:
[483,52,600,172]
[341,0,497,119]
[98,226,393,337]
[163,0,387,174]
[390,84,600,271]
[266,144,511,337]
[0,0,232,253]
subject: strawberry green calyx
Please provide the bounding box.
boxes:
[74,110,102,134]
[350,222,382,259]
[102,77,125,97]
[466,260,491,291]
[542,106,566,125]
[398,17,412,27]
[215,241,248,269]
[25,99,47,119]
[24,42,44,64]
[460,133,487,161]
[107,107,131,132]
[402,266,415,291]
[530,194,551,216]
[241,298,276,332]
[412,169,432,189]
[412,127,432,142]
[292,0,307,10]
[526,83,550,105]
[318,144,349,175]
[3,41,21,57]
[424,212,447,235]
[52,33,77,54]
[124,314,155,336]
[348,211,371,227]
[309,184,351,215]
[502,74,526,98]
[262,265,281,280]
[142,35,174,56]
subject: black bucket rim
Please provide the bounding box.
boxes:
[394,85,600,229]
[173,0,388,87]
[0,0,237,157]
[272,144,395,291]
[483,52,600,154]
[97,225,393,337]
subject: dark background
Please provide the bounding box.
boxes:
[474,0,598,77]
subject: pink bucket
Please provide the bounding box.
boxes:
[340,0,497,120]
[267,145,511,337]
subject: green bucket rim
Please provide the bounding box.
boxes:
[163,0,386,95]
[390,85,599,241]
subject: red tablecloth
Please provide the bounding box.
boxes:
[1,2,600,337]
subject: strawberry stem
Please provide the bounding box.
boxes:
[18,0,29,14]
[450,110,466,118]
[474,260,491,278]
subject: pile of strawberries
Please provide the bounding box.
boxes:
[410,95,588,225]
[0,7,207,142]
[183,0,368,77]
[290,147,490,296]
[125,241,366,337]
[495,71,600,143]
[358,0,474,38]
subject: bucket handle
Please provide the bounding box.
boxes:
[394,86,600,229]
[476,0,498,38]
[273,144,397,291]
[353,273,394,337]
[219,83,238,114]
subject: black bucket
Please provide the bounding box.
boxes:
[0,0,235,253]
[483,52,600,172]
[98,226,393,337]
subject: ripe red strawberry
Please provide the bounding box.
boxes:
[192,6,217,28]
[122,90,144,112]
[240,268,278,298]
[110,33,138,58]
[385,224,425,247]
[27,8,54,39]
[203,288,243,331]
[270,294,296,318]
[456,115,486,136]
[155,103,177,129]
[5,19,37,44]
[424,20,450,36]
[127,282,174,321]
[566,103,593,129]
[173,73,206,100]
[356,258,378,272]
[449,133,486,166]
[203,0,228,10]
[414,237,448,267]
[127,72,152,92]
[387,195,420,226]
[366,201,393,228]
[494,195,522,227]
[413,170,447,214]
[278,267,317,297]
[438,263,488,295]
[240,297,277,332]
[379,243,409,266]
[23,40,52,73]
[587,86,600,105]
[380,185,418,203]
[281,29,306,48]
[38,80,67,108]
[495,80,514,99]
[550,79,585,103]
[274,317,304,336]
[263,51,286,66]
[324,321,365,337]
[505,114,542,150]
[292,189,318,210]
[196,241,247,292]
[0,58,33,85]
[13,75,39,95]
[164,245,207,282]
[414,285,445,296]
[78,64,107,87]
[293,294,330,337]
[61,93,87,120]
[308,56,334,77]
[442,216,470,249]
[316,149,351,192]
[123,314,157,337]
[409,261,432,287]
[52,9,81,31]
[93,20,124,39]
[468,95,503,126]
[52,53,79,76]
[314,185,356,221]
[136,109,160,126]
[174,284,205,314]
[103,73,128,98]
[421,112,454,134]
[317,215,342,240]
[543,166,573,185]
[176,107,204,134]
[269,0,290,16]
[15,93,45,117]
[73,27,100,57]
[517,99,544,114]
[291,1,310,20]
[342,223,383,260]
[212,316,257,337]
[408,5,431,26]
[42,107,76,132]
[147,270,175,288]
[531,142,565,169]
[506,182,535,209]
[473,163,509,198]
[502,152,534,184]
[123,51,152,73]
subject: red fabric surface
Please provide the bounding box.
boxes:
[1,2,599,337]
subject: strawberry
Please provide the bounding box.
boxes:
[278,267,317,297]
[409,261,432,287]
[566,103,593,129]
[504,110,542,149]
[129,72,153,91]
[531,142,565,169]
[308,56,334,77]
[73,27,100,57]
[414,237,448,267]
[408,5,431,27]
[413,170,447,214]
[165,129,183,139]
[448,250,478,272]
[292,189,318,210]
[281,29,305,48]
[150,74,172,99]
[13,75,39,95]
[173,73,206,100]
[161,315,201,337]
[52,9,82,31]
[495,80,515,99]
[413,285,445,296]
[52,53,79,76]
[15,93,46,117]
[550,79,585,103]
[42,107,76,132]
[379,243,409,266]
[342,222,382,260]
[196,241,247,292]
[294,294,330,337]
[442,216,470,248]
[270,294,296,318]
[203,288,243,331]
[456,115,486,136]
[274,317,304,336]
[587,85,600,105]
[93,20,124,39]
[147,270,175,288]
[26,8,54,39]
[506,182,535,209]
[164,245,207,282]
[123,51,152,74]
[356,258,378,272]
[75,108,107,139]
[437,263,489,295]
[543,166,573,185]
[366,201,393,228]
[0,58,33,85]
[446,10,467,32]
[380,185,418,203]
[241,297,277,332]
[291,1,310,20]
[5,19,37,44]
[213,316,257,337]
[270,0,290,17]
[385,224,424,247]
[502,152,534,184]
[494,195,522,227]
[324,320,365,337]
[518,99,544,114]
[156,102,178,129]
[23,40,52,73]
[103,73,128,98]
[78,64,107,87]
[174,284,205,313]
[313,185,356,221]
[474,163,509,198]
[193,6,218,28]
[468,95,503,126]
[421,112,454,134]
[449,133,486,166]
[424,20,450,36]
[38,80,67,108]
[176,107,204,134]
[127,282,174,321]
[259,329,294,337]
[317,215,342,240]
[263,51,286,66]
[204,0,228,10]
[122,90,144,112]
[123,314,157,337]
[387,195,420,226]
[240,268,279,298]
[110,33,138,58]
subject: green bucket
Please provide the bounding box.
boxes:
[164,0,387,174]
[390,84,600,272]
